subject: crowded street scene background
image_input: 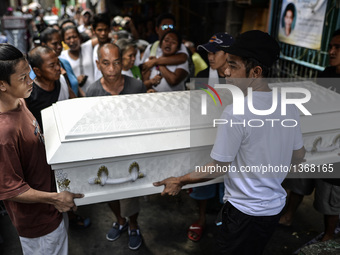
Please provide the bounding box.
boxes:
[0,0,340,254]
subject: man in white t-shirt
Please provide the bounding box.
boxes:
[60,27,96,92]
[92,13,112,82]
[154,30,306,254]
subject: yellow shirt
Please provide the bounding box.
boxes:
[62,41,69,50]
[192,52,208,76]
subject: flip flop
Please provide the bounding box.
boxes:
[187,223,204,242]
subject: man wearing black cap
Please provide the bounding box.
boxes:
[196,32,234,85]
[154,30,305,254]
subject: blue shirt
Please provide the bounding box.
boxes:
[59,57,79,95]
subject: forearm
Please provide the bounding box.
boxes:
[142,69,162,89]
[142,68,150,82]
[159,66,187,86]
[142,70,152,89]
[154,161,227,196]
[68,86,77,98]
[291,146,306,166]
[158,66,174,85]
[128,23,139,40]
[78,87,86,97]
[177,170,211,187]
[179,161,226,186]
[156,53,187,66]
[8,188,58,205]
[8,188,83,212]
[143,79,156,89]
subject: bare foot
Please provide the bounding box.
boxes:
[279,214,292,226]
[321,233,333,242]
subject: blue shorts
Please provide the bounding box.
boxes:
[189,183,224,204]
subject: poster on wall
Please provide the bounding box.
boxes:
[278,0,327,50]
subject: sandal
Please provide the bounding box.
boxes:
[128,227,142,250]
[69,214,91,229]
[106,221,128,241]
[187,222,204,242]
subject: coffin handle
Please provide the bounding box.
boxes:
[311,137,322,153]
[332,134,340,146]
[88,162,145,186]
[305,135,340,153]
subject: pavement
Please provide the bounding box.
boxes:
[0,189,339,255]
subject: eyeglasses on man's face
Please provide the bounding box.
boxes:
[161,24,175,30]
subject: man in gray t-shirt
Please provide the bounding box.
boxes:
[86,43,146,251]
[86,43,146,97]
[87,75,145,96]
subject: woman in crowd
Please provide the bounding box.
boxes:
[115,38,142,80]
[60,25,97,92]
[142,30,189,92]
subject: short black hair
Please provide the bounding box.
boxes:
[28,46,55,69]
[156,13,176,27]
[92,13,110,30]
[281,3,296,29]
[61,25,80,41]
[40,27,59,44]
[241,57,269,78]
[333,29,340,38]
[284,3,295,17]
[59,18,76,29]
[97,43,122,61]
[160,30,182,50]
[0,43,26,85]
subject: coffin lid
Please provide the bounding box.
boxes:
[42,81,340,165]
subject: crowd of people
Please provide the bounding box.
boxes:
[0,5,339,255]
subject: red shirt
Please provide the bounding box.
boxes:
[0,100,61,238]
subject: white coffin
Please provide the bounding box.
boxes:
[42,81,340,205]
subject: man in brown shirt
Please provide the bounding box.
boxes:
[0,43,83,254]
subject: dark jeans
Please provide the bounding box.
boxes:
[216,202,280,255]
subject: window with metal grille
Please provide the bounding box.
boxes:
[269,0,339,78]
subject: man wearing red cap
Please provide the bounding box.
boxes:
[154,30,305,254]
